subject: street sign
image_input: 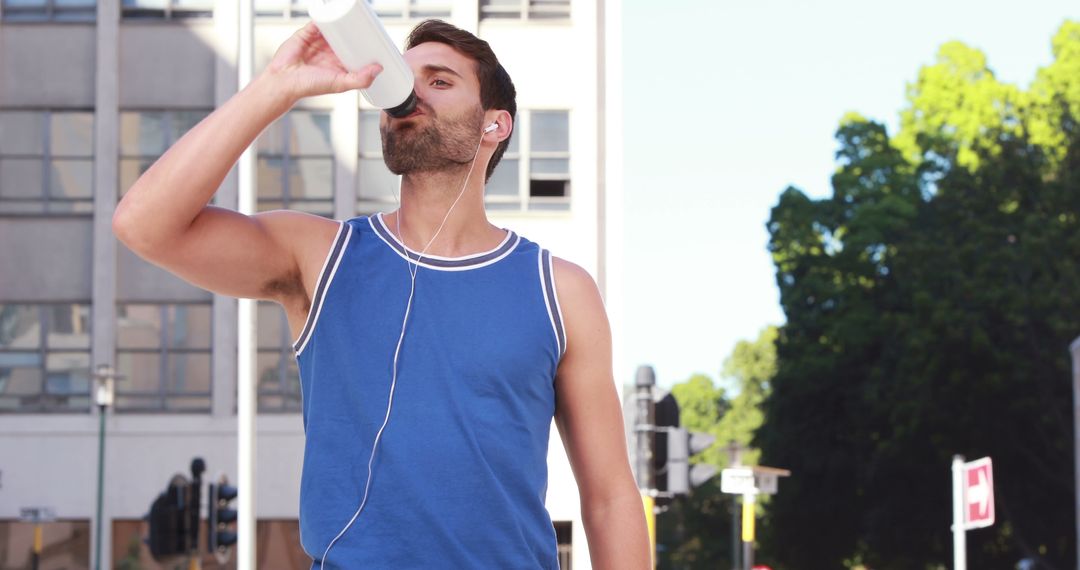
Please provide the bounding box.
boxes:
[721,466,790,496]
[20,507,57,523]
[721,468,756,495]
[963,457,994,529]
[755,471,780,495]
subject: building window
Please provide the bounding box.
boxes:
[253,0,305,19]
[119,110,209,197]
[480,0,570,21]
[121,0,214,20]
[257,301,301,413]
[0,304,92,413]
[0,111,94,215]
[254,0,449,20]
[0,520,90,568]
[356,109,398,214]
[0,0,96,21]
[115,303,212,412]
[370,0,451,20]
[486,109,570,212]
[257,110,335,217]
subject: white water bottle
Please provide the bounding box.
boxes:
[306,0,418,118]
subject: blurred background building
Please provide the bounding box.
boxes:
[0,0,623,567]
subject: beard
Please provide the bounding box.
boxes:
[381,103,485,175]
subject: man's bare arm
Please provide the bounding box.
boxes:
[112,23,381,306]
[552,258,651,570]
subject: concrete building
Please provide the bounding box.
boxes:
[0,0,624,568]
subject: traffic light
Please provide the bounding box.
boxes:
[665,427,718,494]
[652,390,679,496]
[652,390,718,496]
[146,475,191,563]
[208,476,238,562]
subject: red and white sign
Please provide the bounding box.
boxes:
[963,457,994,529]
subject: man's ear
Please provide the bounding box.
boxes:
[483,110,513,140]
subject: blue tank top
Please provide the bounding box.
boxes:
[292,213,567,569]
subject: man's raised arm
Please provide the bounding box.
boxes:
[112,23,381,304]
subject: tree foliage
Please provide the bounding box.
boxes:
[657,327,778,569]
[758,20,1080,570]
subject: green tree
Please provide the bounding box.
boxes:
[657,326,778,569]
[758,20,1080,570]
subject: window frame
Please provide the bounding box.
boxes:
[0,109,95,216]
[0,0,96,22]
[479,0,571,23]
[120,0,214,20]
[255,300,301,413]
[114,301,213,413]
[118,109,212,198]
[370,0,452,20]
[356,108,397,215]
[487,109,572,212]
[0,303,93,414]
[252,0,305,20]
[257,109,336,216]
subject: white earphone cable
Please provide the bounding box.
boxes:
[318,127,489,569]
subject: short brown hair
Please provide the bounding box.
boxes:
[406,20,517,182]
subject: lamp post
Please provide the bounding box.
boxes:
[92,364,116,570]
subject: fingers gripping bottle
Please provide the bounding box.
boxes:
[306,0,418,118]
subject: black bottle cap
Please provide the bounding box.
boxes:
[385,90,418,118]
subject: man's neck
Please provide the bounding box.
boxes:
[388,164,502,258]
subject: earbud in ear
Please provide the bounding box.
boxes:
[483,122,499,133]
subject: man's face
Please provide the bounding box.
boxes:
[381,42,485,175]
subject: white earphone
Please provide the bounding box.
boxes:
[320,114,496,570]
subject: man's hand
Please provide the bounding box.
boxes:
[264,21,383,103]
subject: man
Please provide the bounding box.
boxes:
[113,19,648,569]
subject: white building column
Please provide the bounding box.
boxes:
[91,0,121,567]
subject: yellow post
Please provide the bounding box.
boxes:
[33,524,42,553]
[642,494,656,569]
[741,493,756,542]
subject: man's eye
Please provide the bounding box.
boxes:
[432,79,451,87]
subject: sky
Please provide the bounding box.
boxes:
[621,0,1080,389]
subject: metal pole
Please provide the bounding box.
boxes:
[237,1,257,567]
[92,364,114,570]
[32,523,41,570]
[952,455,966,570]
[635,366,656,491]
[732,497,740,570]
[634,366,656,568]
[1071,337,1080,570]
[742,493,755,570]
[728,441,744,570]
[94,403,105,570]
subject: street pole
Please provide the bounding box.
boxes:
[952,455,966,570]
[742,493,755,570]
[190,459,205,570]
[1071,337,1080,570]
[237,0,257,568]
[635,366,656,569]
[635,366,656,491]
[31,523,41,570]
[92,365,115,570]
[726,440,746,570]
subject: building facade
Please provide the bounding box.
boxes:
[0,0,624,568]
